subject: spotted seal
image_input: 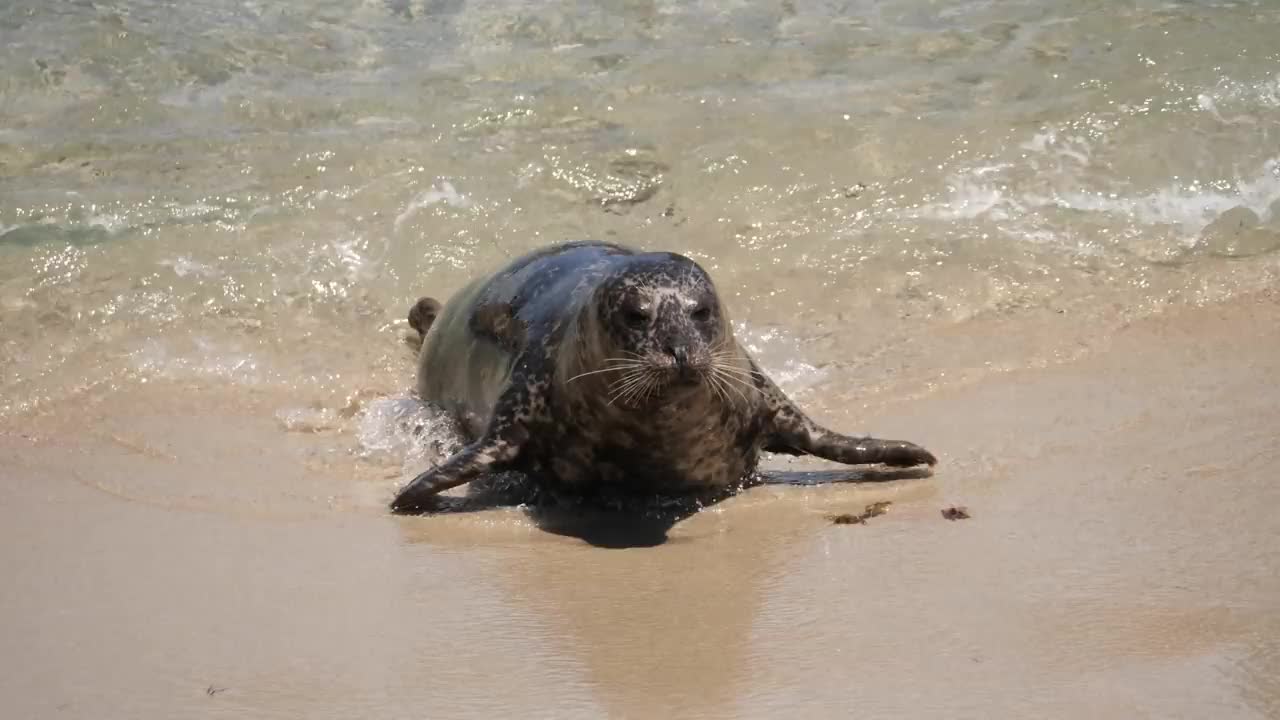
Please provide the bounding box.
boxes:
[391,241,935,513]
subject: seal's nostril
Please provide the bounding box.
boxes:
[666,344,689,369]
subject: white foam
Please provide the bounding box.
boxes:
[1196,93,1228,123]
[919,110,1280,250]
[1020,130,1056,154]
[354,116,410,127]
[276,407,339,432]
[393,181,472,232]
[912,176,1016,221]
[85,212,129,234]
[332,236,367,279]
[1019,128,1092,165]
[1031,157,1280,238]
[355,394,463,476]
[129,338,264,384]
[1201,72,1280,111]
[165,202,221,220]
[356,395,426,455]
[160,256,218,278]
[734,322,829,396]
[333,233,390,286]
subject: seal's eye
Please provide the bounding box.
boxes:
[691,306,711,323]
[623,308,650,328]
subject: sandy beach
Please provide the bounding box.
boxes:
[4,290,1276,719]
[5,0,1280,716]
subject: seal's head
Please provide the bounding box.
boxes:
[582,252,730,405]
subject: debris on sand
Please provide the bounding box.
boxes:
[941,506,971,521]
[830,501,892,525]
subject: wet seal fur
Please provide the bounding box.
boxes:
[391,241,935,514]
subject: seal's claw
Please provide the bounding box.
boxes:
[883,441,937,467]
[389,472,437,515]
[389,497,428,515]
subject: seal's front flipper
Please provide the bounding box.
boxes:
[390,434,524,514]
[765,423,935,467]
[748,353,935,468]
[765,419,936,467]
[791,431,936,467]
[763,396,936,468]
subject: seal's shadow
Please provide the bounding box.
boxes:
[758,466,932,486]
[530,504,693,549]
[409,466,932,549]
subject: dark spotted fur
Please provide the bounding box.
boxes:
[391,241,935,514]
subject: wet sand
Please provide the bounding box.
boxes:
[2,291,1277,719]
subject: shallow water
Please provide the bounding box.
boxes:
[2,1,1280,717]
[3,0,1280,426]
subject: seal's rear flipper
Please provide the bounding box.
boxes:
[392,385,537,515]
[470,301,524,351]
[408,297,441,336]
[390,434,523,514]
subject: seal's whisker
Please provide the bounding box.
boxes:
[622,370,661,407]
[712,367,749,404]
[608,369,653,402]
[711,366,757,399]
[609,374,646,394]
[710,362,758,379]
[709,362,756,386]
[708,350,745,363]
[608,371,648,394]
[568,365,639,383]
[705,371,730,405]
[610,377,641,406]
[710,356,764,378]
[711,351,757,366]
[714,367,756,395]
[716,368,763,386]
[703,370,721,399]
[606,385,629,406]
[632,372,659,404]
[622,381,647,407]
[639,374,663,406]
[710,345,765,377]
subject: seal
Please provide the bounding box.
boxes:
[391,240,935,514]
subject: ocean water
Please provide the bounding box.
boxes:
[2,0,1279,459]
